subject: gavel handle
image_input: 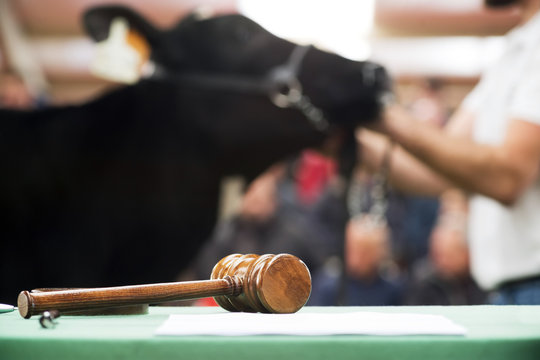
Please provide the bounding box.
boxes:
[18,276,242,318]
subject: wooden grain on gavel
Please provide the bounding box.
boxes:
[18,253,311,318]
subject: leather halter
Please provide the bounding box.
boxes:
[151,45,330,132]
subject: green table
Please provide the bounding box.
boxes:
[1,306,540,360]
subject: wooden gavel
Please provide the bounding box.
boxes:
[18,253,311,318]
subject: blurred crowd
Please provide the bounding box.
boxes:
[4,0,539,307]
[188,79,489,306]
[0,64,488,306]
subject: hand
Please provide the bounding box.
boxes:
[240,164,284,222]
[240,176,278,221]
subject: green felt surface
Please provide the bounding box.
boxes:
[1,306,540,360]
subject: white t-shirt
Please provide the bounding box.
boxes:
[462,11,540,290]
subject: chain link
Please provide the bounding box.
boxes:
[347,142,393,228]
[291,95,329,131]
[269,80,329,132]
[347,171,388,228]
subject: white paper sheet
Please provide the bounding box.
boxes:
[155,311,467,336]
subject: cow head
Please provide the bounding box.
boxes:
[83,6,392,131]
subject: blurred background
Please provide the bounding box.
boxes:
[0,0,519,107]
[1,0,518,306]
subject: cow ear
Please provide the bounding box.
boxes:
[83,5,160,48]
[83,5,161,83]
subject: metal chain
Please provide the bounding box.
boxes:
[347,171,388,228]
[347,142,393,227]
[366,171,389,225]
[291,94,329,131]
[269,77,329,132]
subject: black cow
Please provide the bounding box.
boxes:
[0,6,390,304]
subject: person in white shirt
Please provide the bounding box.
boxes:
[357,0,540,304]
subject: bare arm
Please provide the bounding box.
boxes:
[357,106,473,197]
[357,128,450,196]
[372,104,540,205]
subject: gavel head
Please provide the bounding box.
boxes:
[211,253,311,313]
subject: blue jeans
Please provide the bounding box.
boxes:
[490,278,540,305]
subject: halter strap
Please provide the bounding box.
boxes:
[150,45,329,132]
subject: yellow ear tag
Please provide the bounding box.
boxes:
[90,17,150,84]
